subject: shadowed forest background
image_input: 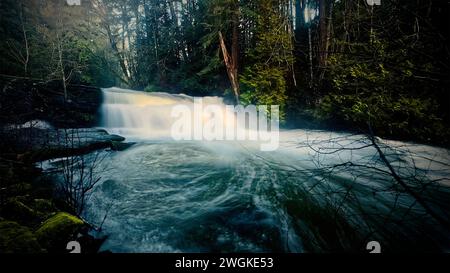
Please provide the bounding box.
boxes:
[1,0,449,144]
[1,0,450,254]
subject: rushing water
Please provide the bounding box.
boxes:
[48,87,450,252]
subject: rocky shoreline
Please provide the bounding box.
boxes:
[0,126,126,253]
[2,125,125,162]
[0,77,123,253]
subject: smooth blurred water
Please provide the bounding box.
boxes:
[55,88,450,252]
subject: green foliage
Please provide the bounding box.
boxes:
[318,93,446,138]
[0,0,119,86]
[239,0,293,120]
[0,0,448,146]
[318,29,449,142]
[241,66,287,119]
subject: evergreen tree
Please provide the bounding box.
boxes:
[240,0,295,119]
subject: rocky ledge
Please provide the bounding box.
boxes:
[1,124,125,162]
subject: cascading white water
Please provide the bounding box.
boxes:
[101,87,240,141]
[101,87,190,139]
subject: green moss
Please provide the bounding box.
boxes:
[35,212,85,252]
[0,221,44,253]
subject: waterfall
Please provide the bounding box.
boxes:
[100,87,228,140]
[47,87,449,253]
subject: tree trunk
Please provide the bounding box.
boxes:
[169,0,188,62]
[231,6,239,82]
[19,3,29,77]
[295,0,306,31]
[318,0,328,68]
[308,27,313,88]
[105,25,130,84]
[57,33,68,102]
[219,31,240,104]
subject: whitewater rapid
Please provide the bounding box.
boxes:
[48,87,450,252]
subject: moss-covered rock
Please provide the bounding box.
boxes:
[0,221,44,253]
[35,212,85,252]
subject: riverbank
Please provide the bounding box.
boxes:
[0,77,125,253]
[0,126,125,253]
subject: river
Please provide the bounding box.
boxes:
[46,87,450,252]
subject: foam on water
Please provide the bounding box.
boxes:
[45,87,450,252]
